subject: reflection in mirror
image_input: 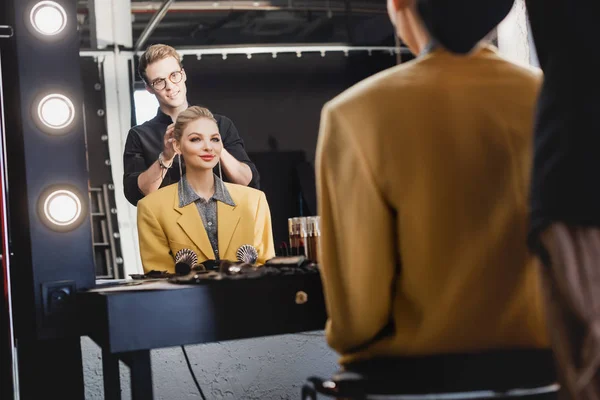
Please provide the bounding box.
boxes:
[79,1,407,278]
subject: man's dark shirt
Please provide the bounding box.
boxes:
[123,108,260,206]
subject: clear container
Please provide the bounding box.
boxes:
[288,217,308,256]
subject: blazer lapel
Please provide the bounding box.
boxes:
[217,201,241,259]
[174,193,215,260]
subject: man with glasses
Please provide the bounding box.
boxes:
[123,44,259,206]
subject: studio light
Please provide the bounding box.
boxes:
[36,93,75,131]
[4,0,96,366]
[39,188,85,230]
[30,1,67,36]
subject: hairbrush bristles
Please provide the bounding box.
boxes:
[236,244,258,264]
[175,248,198,267]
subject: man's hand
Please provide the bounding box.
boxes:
[219,148,252,185]
[163,123,176,161]
[136,123,176,197]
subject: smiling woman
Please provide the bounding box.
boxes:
[136,106,275,273]
[172,106,222,179]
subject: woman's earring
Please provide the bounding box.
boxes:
[218,160,222,180]
[178,153,183,178]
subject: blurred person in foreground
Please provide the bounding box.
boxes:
[315,0,549,371]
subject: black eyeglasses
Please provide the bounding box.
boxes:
[150,69,184,91]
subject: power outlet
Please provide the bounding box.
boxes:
[42,280,76,319]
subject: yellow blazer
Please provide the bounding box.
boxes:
[137,182,275,273]
[316,44,549,365]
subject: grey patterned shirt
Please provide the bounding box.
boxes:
[178,174,235,260]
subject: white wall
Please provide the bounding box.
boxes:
[497,0,538,67]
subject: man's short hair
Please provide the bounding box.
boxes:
[138,44,182,84]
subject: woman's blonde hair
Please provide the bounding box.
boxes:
[173,106,218,141]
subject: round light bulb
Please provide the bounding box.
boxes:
[43,190,82,227]
[30,1,67,36]
[37,94,75,130]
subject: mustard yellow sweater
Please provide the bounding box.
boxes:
[315,44,548,365]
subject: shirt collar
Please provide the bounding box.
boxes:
[178,174,235,208]
[154,108,173,125]
[419,39,439,57]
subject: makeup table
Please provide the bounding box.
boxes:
[78,271,327,400]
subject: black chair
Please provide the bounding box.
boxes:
[302,349,559,399]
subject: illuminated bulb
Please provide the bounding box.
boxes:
[43,190,82,227]
[37,94,75,130]
[30,1,67,36]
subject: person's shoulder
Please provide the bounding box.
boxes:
[324,56,427,114]
[212,114,239,137]
[502,59,542,80]
[505,60,543,89]
[480,44,543,85]
[224,182,265,204]
[138,183,178,210]
[213,113,234,127]
[478,43,544,93]
[127,124,143,137]
[129,118,156,137]
[130,110,166,132]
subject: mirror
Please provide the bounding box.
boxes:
[78,1,405,278]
